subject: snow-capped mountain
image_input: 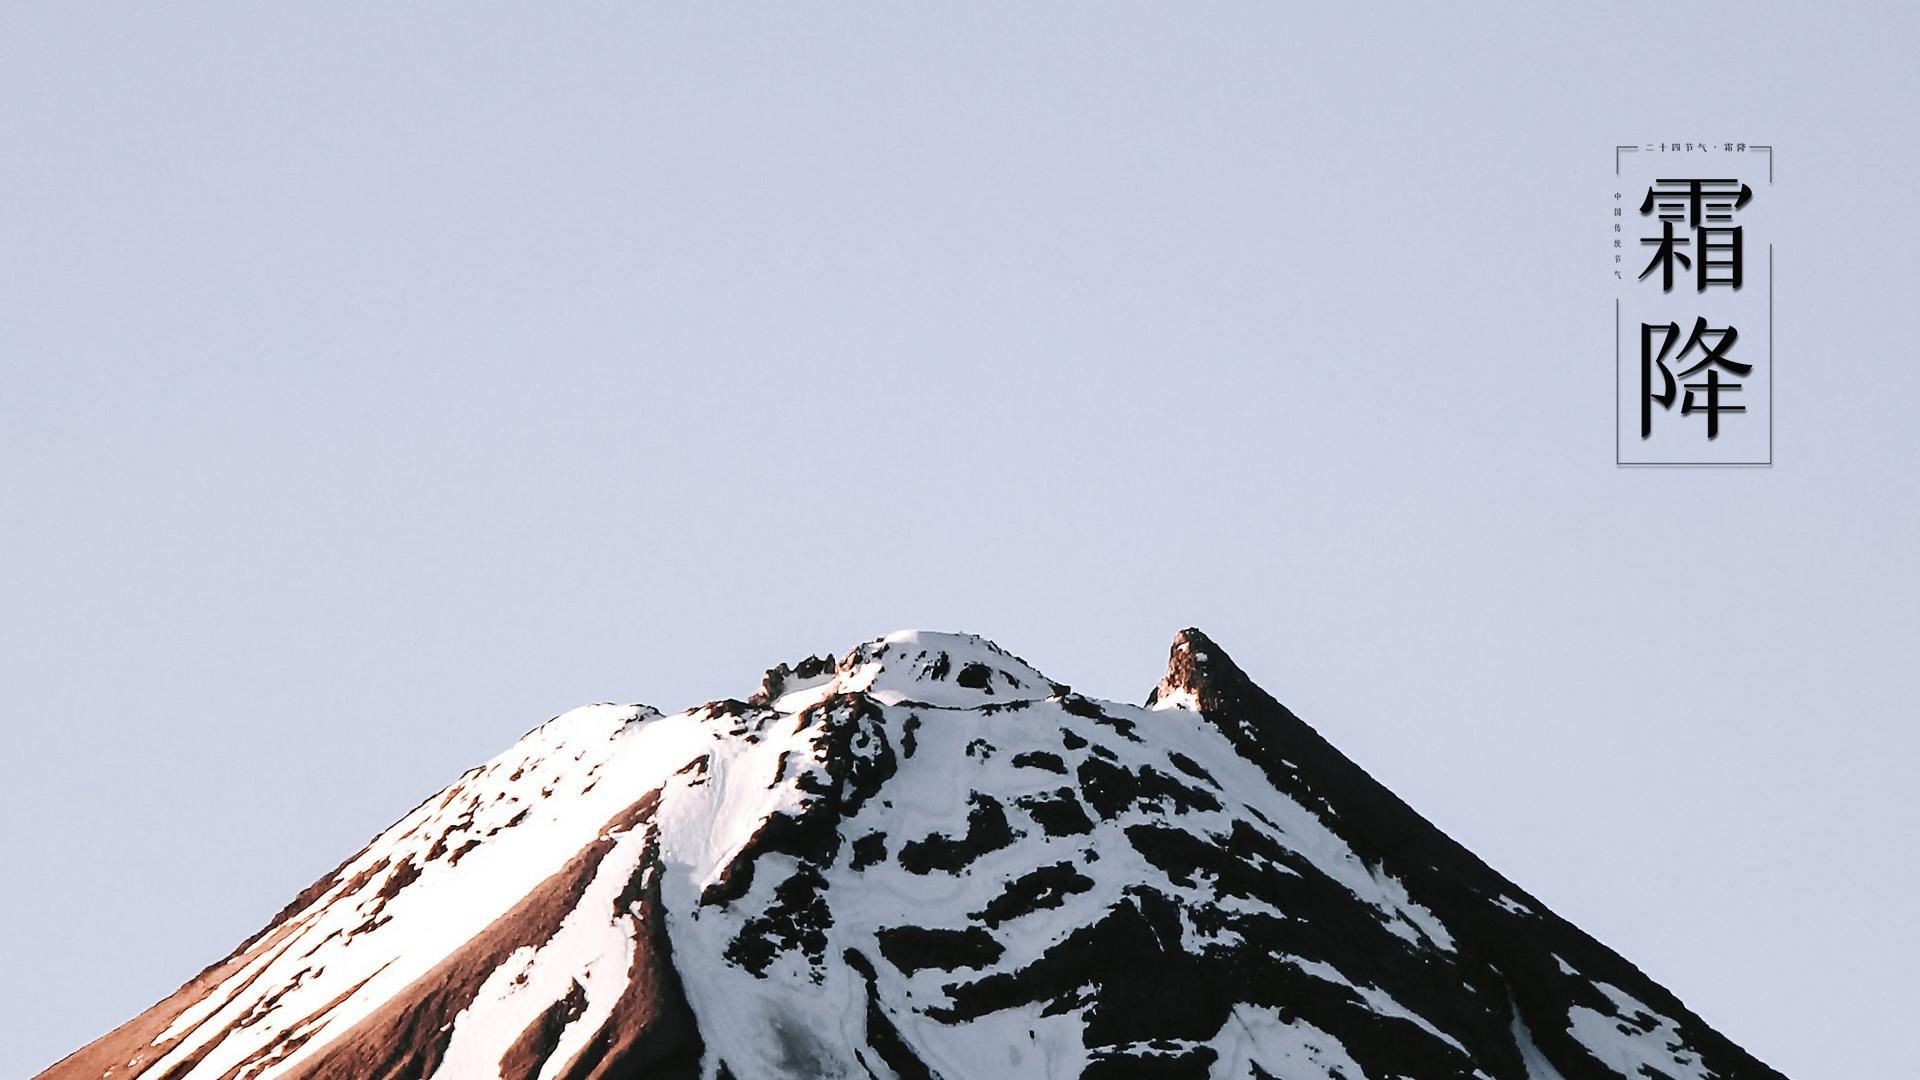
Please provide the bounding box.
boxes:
[40,630,1784,1080]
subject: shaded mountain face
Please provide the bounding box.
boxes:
[42,630,1784,1080]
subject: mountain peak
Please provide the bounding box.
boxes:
[40,628,1783,1080]
[756,630,1060,713]
[1147,626,1258,712]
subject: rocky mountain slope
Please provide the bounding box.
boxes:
[39,629,1785,1080]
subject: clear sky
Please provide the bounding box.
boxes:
[3,6,1914,1078]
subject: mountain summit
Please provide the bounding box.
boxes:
[42,630,1783,1080]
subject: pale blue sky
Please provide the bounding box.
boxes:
[4,6,1915,1078]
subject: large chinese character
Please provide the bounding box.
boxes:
[1639,178,1752,292]
[1642,318,1749,439]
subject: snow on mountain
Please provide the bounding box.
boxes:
[38,629,1786,1080]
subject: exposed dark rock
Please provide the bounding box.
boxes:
[875,926,1004,974]
[844,950,940,1080]
[498,981,587,1079]
[1010,750,1067,774]
[1015,788,1095,837]
[1075,758,1220,819]
[897,795,1019,875]
[750,654,836,706]
[971,862,1095,927]
[850,832,889,871]
[1058,694,1103,720]
[725,866,833,978]
[702,695,894,909]
[1165,752,1218,789]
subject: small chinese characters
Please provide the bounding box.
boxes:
[1644,142,1749,152]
